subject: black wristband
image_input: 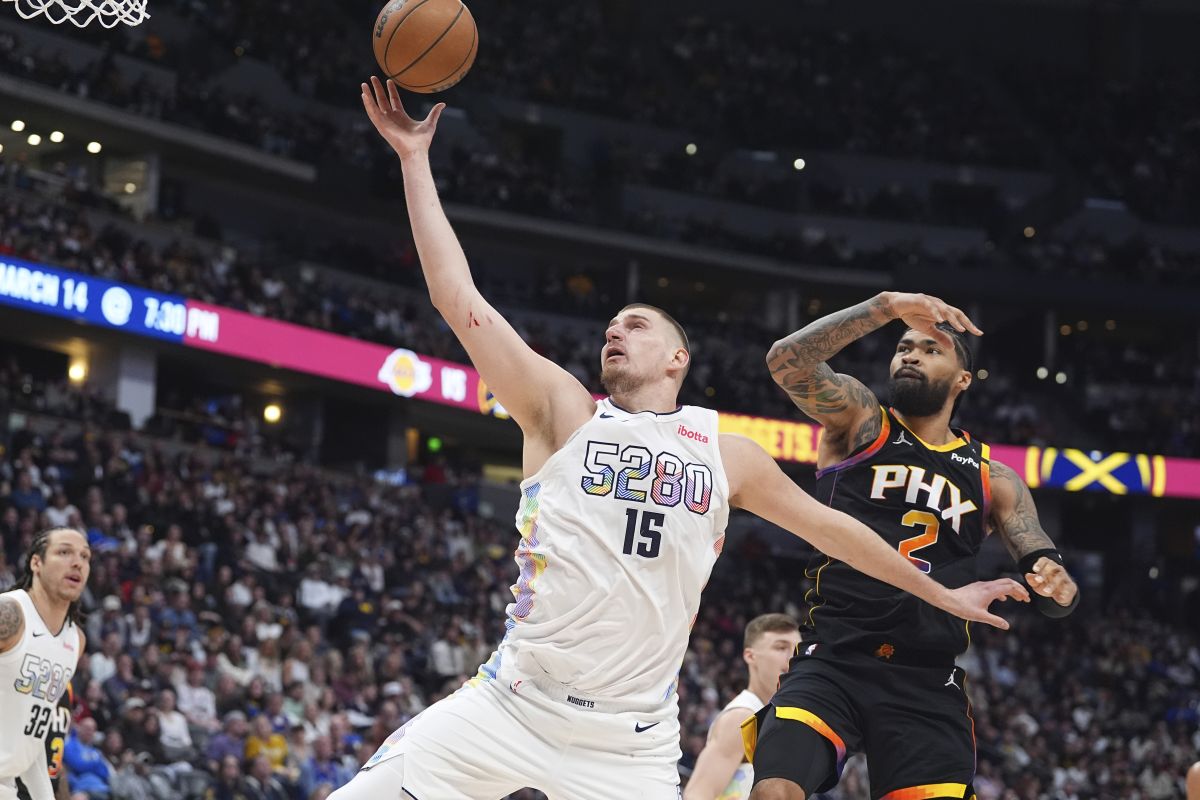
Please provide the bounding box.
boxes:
[1035,589,1079,618]
[1018,549,1078,618]
[1018,548,1062,575]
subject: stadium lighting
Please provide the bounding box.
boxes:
[1036,367,1049,380]
[49,131,64,143]
[67,360,87,384]
[263,403,282,424]
[1023,226,1036,238]
[27,134,41,146]
[11,120,25,132]
[0,144,4,155]
[1055,372,1067,384]
[793,158,806,171]
[87,141,102,154]
[657,277,669,288]
[976,369,989,380]
[685,143,698,156]
[124,183,137,194]
[1059,324,1071,336]
[1105,319,1116,331]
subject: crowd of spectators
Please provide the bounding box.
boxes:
[4,176,1198,457]
[7,16,1200,266]
[5,0,1043,167]
[0,26,971,234]
[0,15,1026,233]
[1009,64,1200,226]
[1,6,1199,797]
[2,372,1200,799]
[7,0,1200,230]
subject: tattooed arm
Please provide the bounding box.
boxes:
[0,596,25,653]
[767,292,980,461]
[362,78,594,451]
[990,461,1079,608]
[766,294,891,453]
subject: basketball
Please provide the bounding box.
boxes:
[372,0,478,94]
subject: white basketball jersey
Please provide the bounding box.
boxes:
[710,689,764,800]
[489,398,730,706]
[0,590,79,787]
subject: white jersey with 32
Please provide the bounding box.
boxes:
[0,590,79,798]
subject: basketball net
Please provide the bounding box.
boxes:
[2,0,148,27]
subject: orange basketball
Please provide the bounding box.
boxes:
[372,0,478,94]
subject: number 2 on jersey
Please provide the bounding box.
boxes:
[898,510,939,573]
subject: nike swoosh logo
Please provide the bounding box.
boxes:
[599,413,614,419]
[634,722,661,733]
[32,632,47,638]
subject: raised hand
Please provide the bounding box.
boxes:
[884,292,983,349]
[1026,557,1078,607]
[946,578,1030,630]
[361,75,446,162]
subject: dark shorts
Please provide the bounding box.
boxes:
[742,646,977,800]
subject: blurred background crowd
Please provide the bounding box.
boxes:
[2,0,1200,797]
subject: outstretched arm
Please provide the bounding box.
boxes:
[766,292,980,456]
[990,461,1079,611]
[683,711,748,800]
[362,77,594,445]
[0,596,24,654]
[721,434,1028,629]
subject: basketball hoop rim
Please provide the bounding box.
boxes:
[2,0,150,28]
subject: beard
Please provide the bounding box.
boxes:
[888,373,954,417]
[601,362,644,396]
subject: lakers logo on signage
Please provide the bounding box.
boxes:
[477,380,510,420]
[378,348,433,397]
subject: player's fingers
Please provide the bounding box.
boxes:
[361,84,384,127]
[926,321,955,349]
[386,79,404,113]
[988,578,1029,602]
[1048,575,1074,598]
[369,75,389,112]
[1024,571,1056,597]
[425,102,447,127]
[1001,578,1030,602]
[976,610,1010,631]
[932,301,966,333]
[950,306,983,336]
[945,305,981,336]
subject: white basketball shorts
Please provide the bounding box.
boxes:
[329,676,682,800]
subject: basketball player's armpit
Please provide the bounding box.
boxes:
[848,403,884,451]
[0,597,24,647]
[990,461,1056,559]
